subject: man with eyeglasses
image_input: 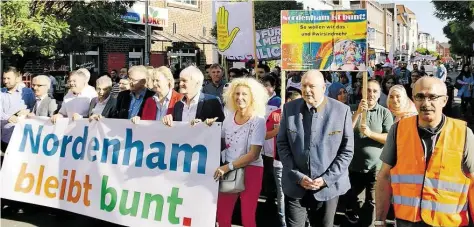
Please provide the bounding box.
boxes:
[112,66,154,119]
[28,75,58,117]
[375,76,474,227]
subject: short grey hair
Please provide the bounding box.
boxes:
[33,75,51,89]
[96,76,112,88]
[128,65,149,79]
[70,70,88,83]
[77,68,91,82]
[180,66,204,88]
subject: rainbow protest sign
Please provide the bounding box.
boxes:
[281,10,367,71]
[1,118,220,227]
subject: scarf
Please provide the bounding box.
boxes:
[387,85,418,122]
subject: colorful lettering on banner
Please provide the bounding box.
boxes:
[281,10,368,71]
[226,27,282,61]
[1,118,220,227]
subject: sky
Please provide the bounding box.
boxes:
[379,0,448,42]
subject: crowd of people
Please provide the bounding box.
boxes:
[1,60,473,227]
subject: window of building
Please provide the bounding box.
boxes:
[169,0,198,6]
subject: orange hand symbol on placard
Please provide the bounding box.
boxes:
[217,6,240,52]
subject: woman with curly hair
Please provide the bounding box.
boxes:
[212,77,269,227]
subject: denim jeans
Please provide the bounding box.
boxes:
[273,165,286,227]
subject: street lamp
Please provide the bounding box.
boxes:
[144,0,150,66]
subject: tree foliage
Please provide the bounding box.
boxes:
[254,0,303,30]
[415,47,439,57]
[211,0,303,38]
[432,1,474,57]
[1,0,135,68]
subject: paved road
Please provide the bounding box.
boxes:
[2,72,471,227]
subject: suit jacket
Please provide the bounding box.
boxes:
[34,95,58,117]
[88,96,117,118]
[112,89,155,119]
[277,97,354,201]
[141,90,184,120]
[172,93,225,122]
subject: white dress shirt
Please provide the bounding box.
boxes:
[154,91,172,120]
[181,92,200,122]
[91,95,110,116]
[59,87,97,117]
[33,94,48,113]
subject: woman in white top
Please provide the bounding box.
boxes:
[213,77,268,227]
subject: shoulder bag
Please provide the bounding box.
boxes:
[219,122,252,193]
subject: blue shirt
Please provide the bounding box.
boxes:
[1,92,27,143]
[128,89,147,119]
[154,91,172,120]
[1,86,35,111]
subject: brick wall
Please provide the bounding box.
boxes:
[150,0,216,65]
[100,38,131,72]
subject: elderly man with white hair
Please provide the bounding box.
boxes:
[162,65,225,126]
[77,68,98,93]
[50,70,97,124]
[88,76,117,120]
[28,75,58,117]
[112,65,154,119]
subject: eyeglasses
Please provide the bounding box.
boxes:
[128,78,141,83]
[32,84,47,87]
[413,93,446,102]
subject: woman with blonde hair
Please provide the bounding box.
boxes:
[387,85,418,122]
[213,77,268,227]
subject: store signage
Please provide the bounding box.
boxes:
[122,2,168,27]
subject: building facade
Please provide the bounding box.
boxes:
[418,32,436,52]
[397,5,418,57]
[437,42,451,58]
[150,0,216,71]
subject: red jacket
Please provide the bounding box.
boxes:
[141,90,184,120]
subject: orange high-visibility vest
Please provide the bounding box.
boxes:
[391,116,472,226]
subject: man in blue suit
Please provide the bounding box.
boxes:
[277,70,354,227]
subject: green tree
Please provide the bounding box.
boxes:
[254,0,303,30]
[415,47,429,55]
[1,0,134,69]
[432,1,474,57]
[211,0,303,38]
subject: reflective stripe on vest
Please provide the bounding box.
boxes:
[391,174,469,194]
[390,116,471,226]
[393,196,468,214]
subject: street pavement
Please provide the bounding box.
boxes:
[1,71,471,227]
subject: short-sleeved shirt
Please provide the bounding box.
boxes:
[380,115,474,175]
[350,104,394,172]
[221,113,266,167]
[59,86,97,117]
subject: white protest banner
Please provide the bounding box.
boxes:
[215,0,254,56]
[0,118,220,227]
[226,27,281,61]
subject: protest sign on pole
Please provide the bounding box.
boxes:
[1,118,220,227]
[215,0,253,57]
[281,10,367,71]
[226,27,282,61]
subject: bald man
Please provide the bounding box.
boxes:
[277,70,354,227]
[375,76,474,227]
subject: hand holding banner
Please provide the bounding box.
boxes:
[1,117,220,227]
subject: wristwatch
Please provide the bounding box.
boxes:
[228,162,234,171]
[374,220,385,226]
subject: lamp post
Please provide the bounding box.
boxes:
[144,0,150,66]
